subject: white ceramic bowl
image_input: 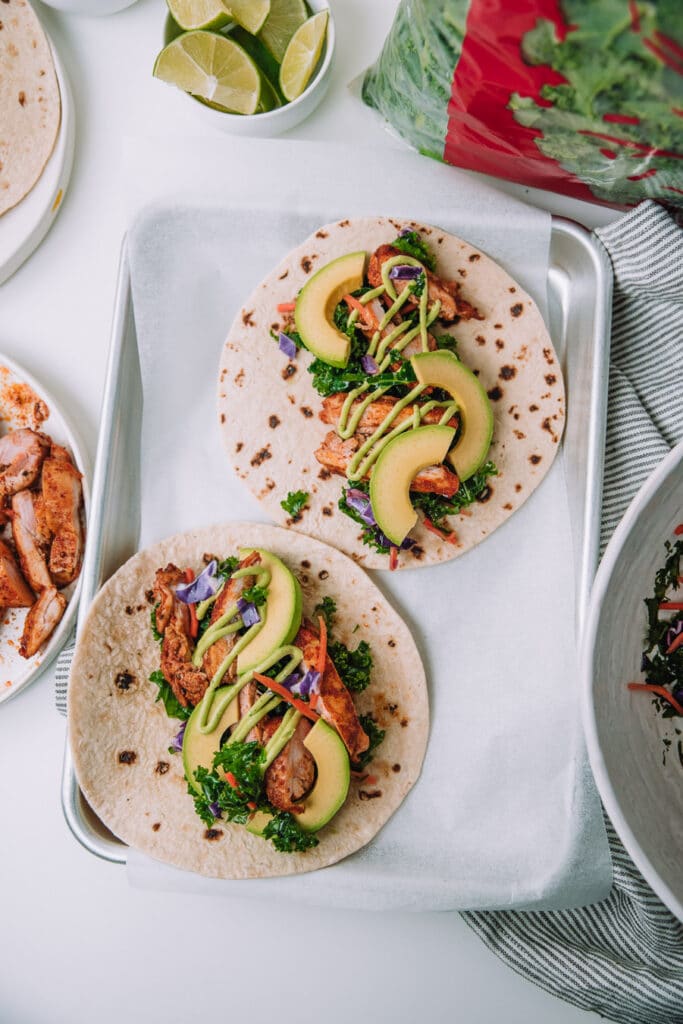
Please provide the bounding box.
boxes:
[582,440,683,922]
[162,0,334,137]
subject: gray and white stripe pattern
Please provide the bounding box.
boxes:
[463,202,683,1024]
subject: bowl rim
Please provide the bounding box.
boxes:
[580,437,683,922]
[170,0,335,123]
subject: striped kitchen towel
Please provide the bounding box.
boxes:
[463,201,683,1024]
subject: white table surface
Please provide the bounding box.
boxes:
[0,1,619,1021]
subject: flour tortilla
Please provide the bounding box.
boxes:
[218,217,565,569]
[68,523,428,879]
[0,0,61,217]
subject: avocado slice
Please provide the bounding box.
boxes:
[294,251,366,369]
[246,719,350,837]
[183,694,239,794]
[369,424,456,546]
[411,350,493,481]
[236,549,302,673]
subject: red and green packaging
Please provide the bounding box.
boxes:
[363,0,683,207]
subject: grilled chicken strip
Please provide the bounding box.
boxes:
[0,539,35,607]
[19,586,66,658]
[41,452,84,586]
[202,551,261,684]
[320,392,458,436]
[315,431,461,498]
[153,563,208,708]
[296,622,369,762]
[0,429,50,501]
[367,244,482,323]
[10,491,52,593]
[262,715,315,814]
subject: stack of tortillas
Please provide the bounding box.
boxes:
[0,0,61,217]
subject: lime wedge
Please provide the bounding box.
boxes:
[165,0,230,32]
[279,10,328,102]
[259,0,307,62]
[153,32,262,115]
[225,0,270,34]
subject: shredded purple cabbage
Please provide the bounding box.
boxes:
[345,488,376,527]
[278,332,297,360]
[175,560,220,604]
[665,619,683,649]
[292,668,321,697]
[209,801,222,819]
[237,597,260,628]
[389,264,422,281]
[170,722,186,753]
[361,354,379,375]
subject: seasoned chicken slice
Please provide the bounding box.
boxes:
[0,539,34,607]
[202,551,261,684]
[262,716,315,813]
[314,431,461,498]
[41,452,84,586]
[0,429,50,500]
[296,622,369,762]
[152,562,208,709]
[320,393,458,435]
[19,586,66,658]
[367,244,482,323]
[11,491,52,593]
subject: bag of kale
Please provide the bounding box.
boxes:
[362,0,683,208]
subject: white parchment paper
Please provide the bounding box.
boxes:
[123,138,611,909]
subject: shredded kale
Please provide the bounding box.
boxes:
[353,714,386,771]
[328,639,373,693]
[242,584,269,607]
[280,490,309,518]
[216,555,239,579]
[191,743,267,826]
[189,769,224,827]
[411,461,498,531]
[391,230,436,271]
[435,334,458,354]
[314,596,337,631]
[150,605,163,644]
[262,812,319,852]
[308,330,368,397]
[149,670,191,722]
[640,536,683,718]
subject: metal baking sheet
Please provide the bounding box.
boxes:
[61,219,613,864]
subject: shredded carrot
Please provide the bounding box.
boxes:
[389,546,398,571]
[628,683,683,716]
[343,293,378,330]
[247,801,257,811]
[422,517,458,545]
[309,692,319,711]
[660,602,683,611]
[225,772,239,789]
[185,568,199,638]
[675,524,683,536]
[253,673,320,723]
[277,301,296,313]
[667,633,683,655]
[316,615,328,675]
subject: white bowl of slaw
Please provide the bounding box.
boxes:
[582,439,683,923]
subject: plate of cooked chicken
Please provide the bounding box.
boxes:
[0,354,88,703]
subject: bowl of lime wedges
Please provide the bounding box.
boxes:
[153,0,334,136]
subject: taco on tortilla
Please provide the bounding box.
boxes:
[0,0,61,217]
[68,524,427,878]
[219,218,565,570]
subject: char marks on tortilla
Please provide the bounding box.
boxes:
[217,218,565,569]
[0,0,61,217]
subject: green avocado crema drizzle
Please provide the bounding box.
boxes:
[336,255,452,480]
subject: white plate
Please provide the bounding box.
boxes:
[0,354,89,705]
[0,34,75,286]
[582,440,683,922]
